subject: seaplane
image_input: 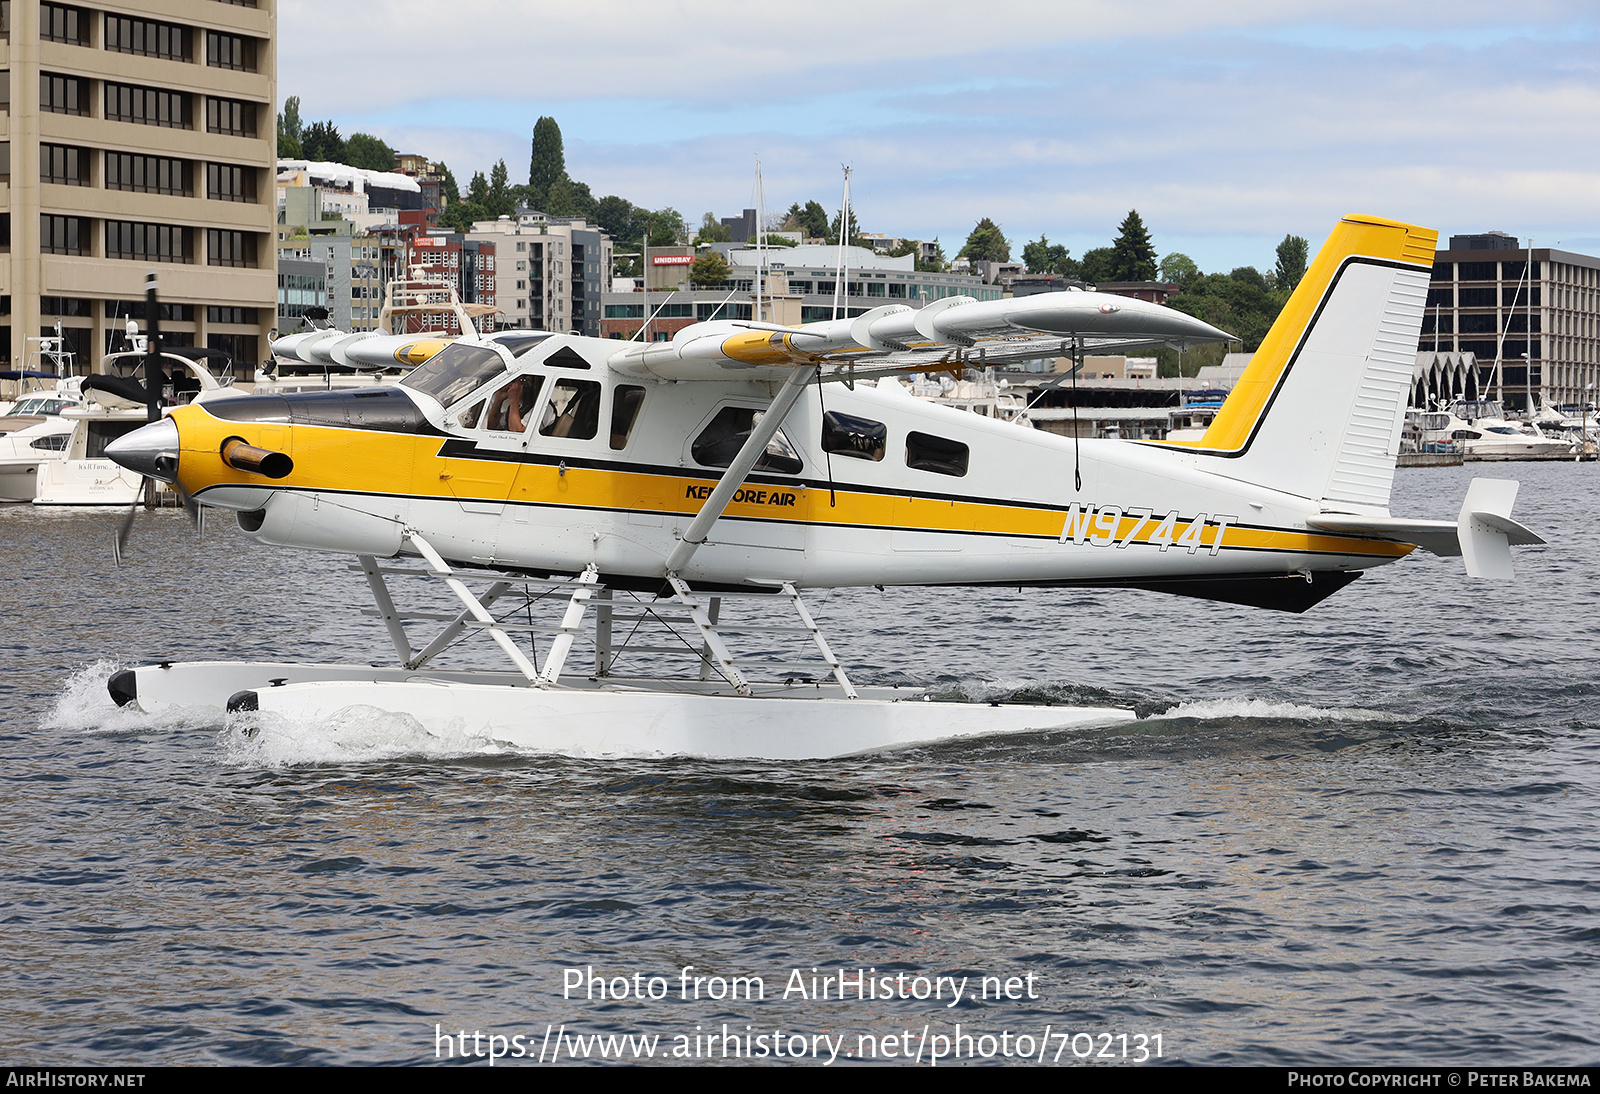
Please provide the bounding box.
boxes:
[101,215,1543,759]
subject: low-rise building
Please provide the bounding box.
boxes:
[600,244,997,341]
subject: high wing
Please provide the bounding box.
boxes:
[608,289,1232,382]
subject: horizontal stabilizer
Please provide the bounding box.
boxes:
[1458,478,1542,580]
[1310,478,1543,579]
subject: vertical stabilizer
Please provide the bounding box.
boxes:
[1172,215,1437,511]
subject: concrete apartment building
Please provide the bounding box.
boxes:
[5,0,276,375]
[468,209,613,338]
[1422,232,1600,411]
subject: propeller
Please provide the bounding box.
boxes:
[108,271,205,565]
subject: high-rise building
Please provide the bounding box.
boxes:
[1422,235,1600,411]
[4,0,276,377]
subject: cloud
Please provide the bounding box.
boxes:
[282,1,1600,271]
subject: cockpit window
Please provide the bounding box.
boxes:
[400,343,509,408]
[486,375,543,433]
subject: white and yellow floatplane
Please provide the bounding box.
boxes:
[103,216,1543,758]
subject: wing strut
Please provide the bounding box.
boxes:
[664,365,812,574]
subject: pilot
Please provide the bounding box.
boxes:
[486,376,534,432]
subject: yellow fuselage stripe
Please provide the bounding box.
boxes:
[171,406,1411,560]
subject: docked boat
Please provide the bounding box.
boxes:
[31,346,246,506]
[1416,399,1576,459]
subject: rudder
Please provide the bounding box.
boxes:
[1173,215,1436,511]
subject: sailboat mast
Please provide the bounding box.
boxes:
[832,165,852,322]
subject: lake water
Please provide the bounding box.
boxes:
[2,462,1596,1065]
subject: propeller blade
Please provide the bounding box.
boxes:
[112,477,147,567]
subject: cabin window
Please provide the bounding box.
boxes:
[539,379,601,440]
[401,343,508,407]
[906,431,969,477]
[484,375,543,432]
[457,399,484,429]
[692,407,804,475]
[820,411,886,462]
[610,385,645,450]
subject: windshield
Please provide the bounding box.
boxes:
[4,398,71,416]
[400,343,510,408]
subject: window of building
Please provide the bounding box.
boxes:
[821,411,887,462]
[205,97,256,136]
[106,221,190,263]
[206,162,254,202]
[205,31,256,71]
[105,83,189,128]
[41,73,87,115]
[0,73,9,111]
[1457,262,1497,281]
[42,215,89,255]
[208,229,254,267]
[104,15,189,60]
[105,152,190,195]
[0,141,8,181]
[41,143,89,185]
[906,432,970,477]
[41,3,89,45]
[207,306,256,324]
[604,304,644,319]
[40,296,92,316]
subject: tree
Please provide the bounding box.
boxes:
[542,175,596,218]
[958,218,1010,264]
[438,163,460,205]
[916,239,946,273]
[795,201,830,240]
[300,120,345,163]
[594,195,640,241]
[1079,246,1116,283]
[277,95,303,158]
[1022,234,1075,276]
[487,159,513,216]
[1274,234,1310,293]
[528,116,565,209]
[1159,252,1200,286]
[689,250,731,286]
[344,132,396,172]
[826,207,860,246]
[1108,209,1158,281]
[695,213,733,244]
[645,208,687,247]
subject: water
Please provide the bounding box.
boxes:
[2,463,1597,1066]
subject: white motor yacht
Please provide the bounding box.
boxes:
[1415,399,1575,459]
[32,345,247,506]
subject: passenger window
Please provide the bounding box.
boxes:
[692,407,804,474]
[539,379,602,439]
[906,431,969,476]
[484,375,543,432]
[821,411,886,461]
[610,385,646,450]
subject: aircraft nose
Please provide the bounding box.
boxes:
[106,418,180,482]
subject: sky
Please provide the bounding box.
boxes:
[281,0,1600,273]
